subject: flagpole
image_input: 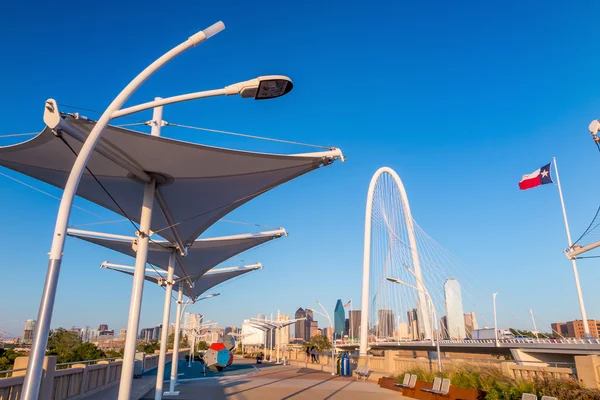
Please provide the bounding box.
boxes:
[553,157,591,338]
[350,299,353,342]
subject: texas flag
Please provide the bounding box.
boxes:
[519,163,553,190]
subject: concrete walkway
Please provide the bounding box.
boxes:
[140,360,405,399]
[85,374,155,400]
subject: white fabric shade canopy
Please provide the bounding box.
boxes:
[105,264,259,301]
[67,228,284,280]
[0,114,343,248]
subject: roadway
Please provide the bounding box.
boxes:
[337,338,600,358]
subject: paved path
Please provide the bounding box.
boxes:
[141,359,405,399]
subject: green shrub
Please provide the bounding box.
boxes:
[388,363,600,400]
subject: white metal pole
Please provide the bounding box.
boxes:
[189,334,195,368]
[276,327,280,363]
[553,157,591,338]
[530,309,538,338]
[166,288,184,396]
[21,23,224,400]
[118,176,157,400]
[350,300,353,342]
[360,172,376,356]
[264,329,267,360]
[493,292,499,346]
[428,296,442,373]
[270,329,274,362]
[155,249,175,400]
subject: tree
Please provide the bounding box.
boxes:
[72,342,104,361]
[167,333,189,350]
[0,348,27,371]
[105,349,124,359]
[196,340,209,351]
[305,335,331,352]
[509,328,537,338]
[137,341,160,354]
[47,328,83,363]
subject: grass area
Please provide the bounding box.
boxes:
[391,365,600,399]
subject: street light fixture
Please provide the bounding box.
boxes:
[24,19,296,400]
[225,75,293,100]
[112,75,294,118]
[386,277,442,373]
[307,302,336,376]
[165,292,221,397]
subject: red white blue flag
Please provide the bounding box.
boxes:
[343,300,352,308]
[519,163,553,190]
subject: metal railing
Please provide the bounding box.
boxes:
[0,368,26,378]
[55,357,121,370]
[364,337,600,346]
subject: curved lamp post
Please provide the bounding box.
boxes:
[166,292,219,396]
[307,302,336,376]
[24,20,295,400]
[386,277,442,372]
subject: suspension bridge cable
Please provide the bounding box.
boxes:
[166,122,331,150]
[0,171,116,223]
[0,132,38,138]
[57,135,140,234]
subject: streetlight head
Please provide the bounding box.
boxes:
[254,76,293,100]
[226,76,293,100]
[386,277,401,284]
[203,21,225,39]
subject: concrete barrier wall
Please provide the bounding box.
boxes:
[0,349,189,400]
[269,347,586,385]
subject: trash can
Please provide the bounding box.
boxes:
[133,359,143,379]
[340,354,351,377]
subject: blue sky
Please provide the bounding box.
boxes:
[2,0,600,338]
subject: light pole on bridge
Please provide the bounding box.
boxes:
[387,277,442,373]
[529,309,538,339]
[493,292,499,347]
[307,302,336,376]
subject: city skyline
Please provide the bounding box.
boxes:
[3,2,600,340]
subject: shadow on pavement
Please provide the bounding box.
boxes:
[279,376,337,399]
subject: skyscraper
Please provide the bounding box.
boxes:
[305,309,314,341]
[345,318,350,337]
[276,312,290,347]
[310,321,318,338]
[396,321,410,340]
[377,309,395,338]
[464,312,478,338]
[334,299,345,338]
[444,279,466,339]
[184,313,203,330]
[348,310,361,340]
[407,308,420,340]
[294,308,307,342]
[22,320,36,344]
[440,316,448,338]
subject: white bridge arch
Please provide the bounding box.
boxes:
[359,167,432,355]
